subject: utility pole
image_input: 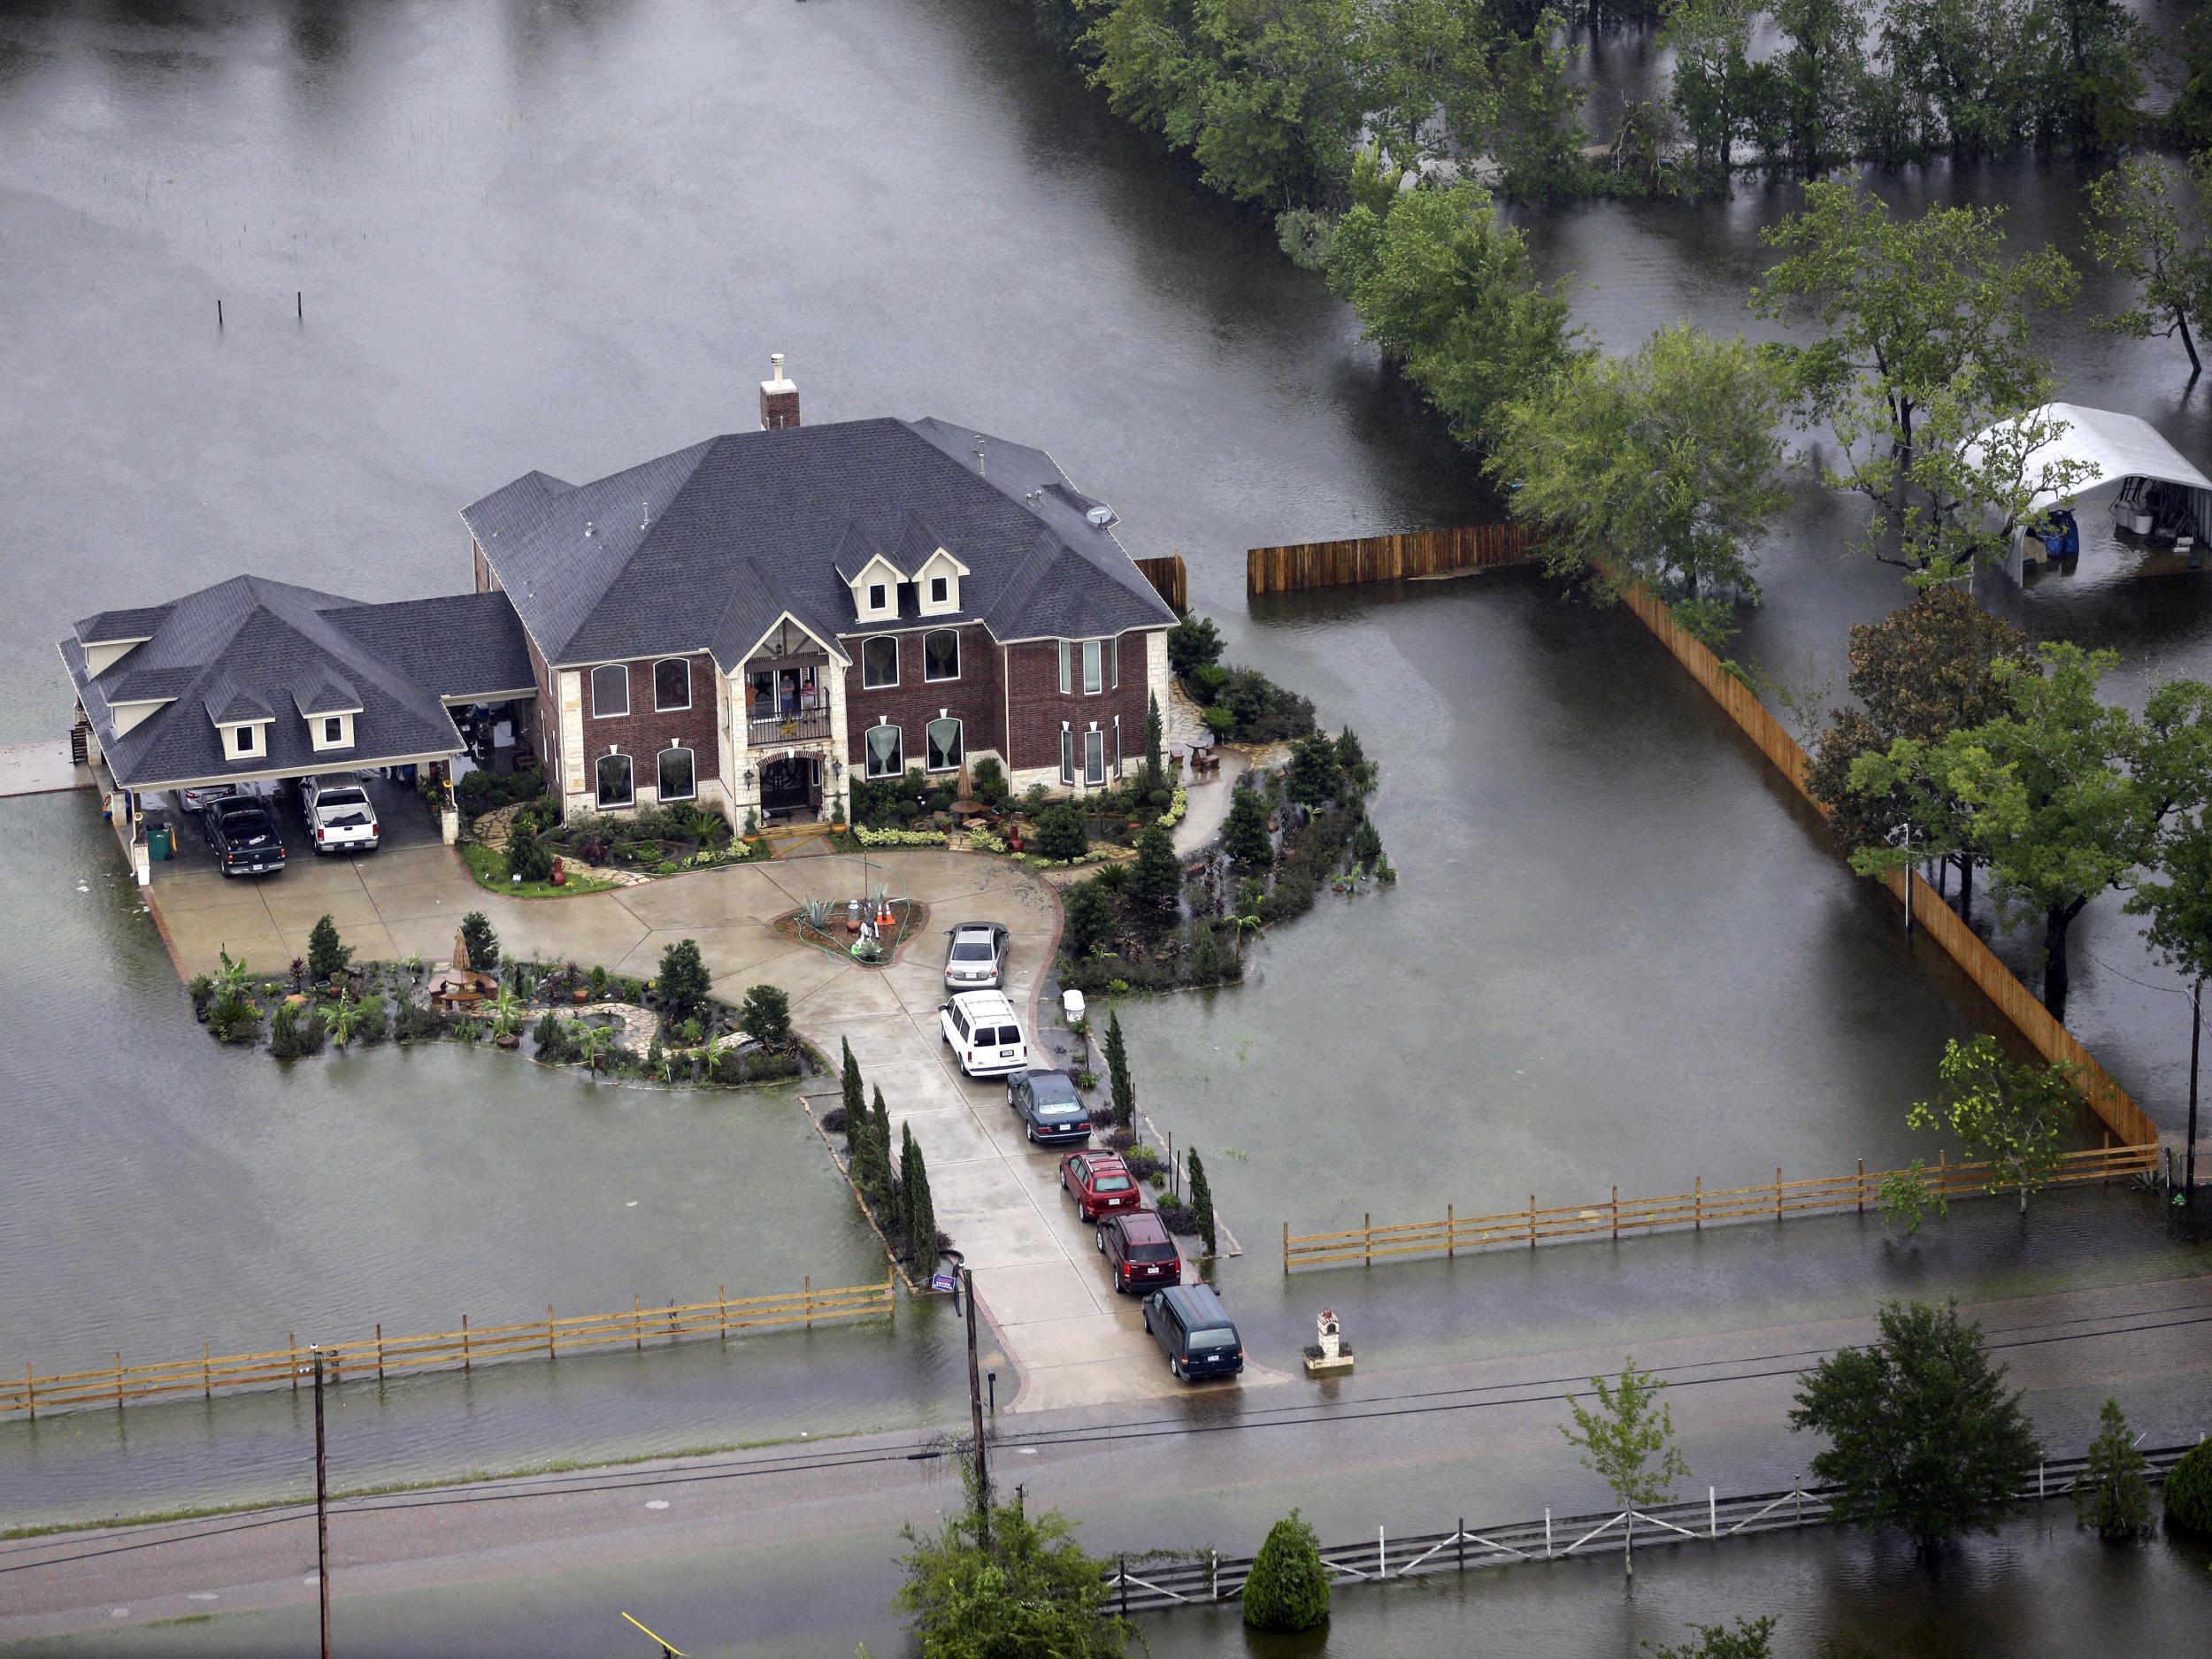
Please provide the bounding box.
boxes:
[962,1265,991,1547]
[312,1346,331,1659]
[2187,977,2202,1227]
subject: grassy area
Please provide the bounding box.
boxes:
[460,840,618,899]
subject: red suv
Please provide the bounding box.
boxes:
[1097,1210,1182,1293]
[1060,1151,1141,1221]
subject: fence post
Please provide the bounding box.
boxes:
[1379,1525,1386,1581]
[1457,1517,1465,1572]
[114,1352,123,1409]
[1447,1202,1455,1259]
[462,1313,472,1373]
[805,1275,814,1329]
[719,1285,728,1340]
[1210,1548,1218,1601]
[1793,1480,1801,1525]
[667,1298,679,1340]
[204,1343,212,1401]
[1544,1507,1553,1557]
[24,1362,34,1422]
[2039,1462,2045,1499]
[634,1295,644,1352]
[1709,1486,1717,1539]
[1775,1166,1783,1223]
[1857,1157,1865,1214]
[1611,1185,1619,1241]
[1694,1175,1701,1231]
[290,1333,298,1393]
[1528,1194,1536,1249]
[1119,1555,1128,1618]
[1282,1220,1289,1273]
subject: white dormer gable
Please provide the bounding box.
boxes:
[311,712,358,752]
[846,553,904,622]
[915,547,972,617]
[219,717,273,761]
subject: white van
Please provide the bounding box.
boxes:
[940,990,1029,1079]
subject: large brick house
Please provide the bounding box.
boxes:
[461,360,1177,825]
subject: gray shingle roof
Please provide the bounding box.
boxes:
[74,605,174,644]
[57,576,526,790]
[463,416,1173,669]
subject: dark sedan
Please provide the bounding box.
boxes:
[1010,1069,1093,1147]
[201,797,287,877]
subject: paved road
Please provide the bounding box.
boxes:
[4,1273,2206,1651]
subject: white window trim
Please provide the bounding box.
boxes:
[229,724,264,758]
[868,581,889,613]
[590,664,630,719]
[923,628,961,684]
[652,657,692,713]
[657,745,696,802]
[1059,722,1074,787]
[1081,640,1103,696]
[864,722,905,780]
[926,714,964,774]
[1083,724,1106,787]
[324,717,344,744]
[862,636,901,690]
[929,576,949,605]
[1113,714,1122,780]
[1057,641,1071,695]
[1110,636,1120,689]
[595,749,635,809]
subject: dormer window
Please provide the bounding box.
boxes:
[311,711,357,752]
[869,582,888,612]
[930,576,948,606]
[225,721,269,760]
[914,549,968,617]
[232,726,255,755]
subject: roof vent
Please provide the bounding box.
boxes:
[641,499,651,530]
[973,435,987,479]
[584,520,595,538]
[1086,504,1117,528]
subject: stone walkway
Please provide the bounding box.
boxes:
[147,842,1240,1411]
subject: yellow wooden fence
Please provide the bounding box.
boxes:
[1247,524,1540,596]
[1616,580,2162,1150]
[2,1274,895,1419]
[1284,1142,2156,1271]
[1134,553,1190,614]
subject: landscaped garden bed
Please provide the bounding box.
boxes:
[772,894,932,965]
[459,789,771,897]
[187,912,809,1089]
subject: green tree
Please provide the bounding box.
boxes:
[657,938,711,1021]
[2124,811,2212,1215]
[306,914,351,985]
[1103,1010,1136,1127]
[1492,322,1789,610]
[893,1483,1135,1658]
[1325,180,1580,450]
[1222,780,1274,866]
[738,982,792,1049]
[1063,879,1118,960]
[1560,1357,1690,1580]
[841,1036,868,1153]
[1141,693,1165,796]
[1651,1617,1778,1659]
[506,823,555,882]
[2075,1397,2153,1543]
[1284,733,1343,806]
[902,1122,940,1267]
[1790,1300,2042,1554]
[871,1086,896,1202]
[2164,1440,2212,1532]
[1909,1036,2075,1214]
[1127,824,1181,917]
[1035,800,1090,863]
[1185,1147,1217,1256]
[2085,154,2212,380]
[1166,614,1225,678]
[1663,0,1756,182]
[457,910,500,971]
[2177,9,2212,154]
[1766,0,1868,176]
[1241,1509,1330,1632]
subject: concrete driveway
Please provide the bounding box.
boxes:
[148,839,1240,1413]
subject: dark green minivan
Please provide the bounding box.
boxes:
[1142,1283,1244,1382]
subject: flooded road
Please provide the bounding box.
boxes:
[0,0,2208,1633]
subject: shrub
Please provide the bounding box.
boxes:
[1168,614,1225,677]
[455,764,547,811]
[1222,781,1273,866]
[1155,1199,1198,1233]
[742,1049,802,1083]
[395,999,451,1043]
[1034,800,1090,863]
[506,825,555,882]
[349,992,390,1046]
[1199,703,1236,737]
[1126,824,1181,919]
[1120,1145,1163,1180]
[738,983,792,1048]
[2166,1441,2212,1533]
[531,1009,573,1064]
[208,989,262,1045]
[1219,665,1317,742]
[970,756,1010,809]
[458,910,500,970]
[188,974,214,1019]
[1285,733,1344,805]
[1242,1511,1330,1632]
[657,940,711,1020]
[307,915,352,985]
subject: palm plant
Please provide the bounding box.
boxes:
[213,947,254,1000]
[486,983,526,1039]
[566,1019,611,1072]
[328,988,365,1050]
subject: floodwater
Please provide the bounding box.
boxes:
[0,0,2208,1637]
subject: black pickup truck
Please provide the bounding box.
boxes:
[200,796,288,877]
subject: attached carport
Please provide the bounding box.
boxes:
[1976,402,2212,574]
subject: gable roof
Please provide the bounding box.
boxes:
[463,416,1174,669]
[59,577,533,790]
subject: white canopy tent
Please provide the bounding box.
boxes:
[1975,402,2212,562]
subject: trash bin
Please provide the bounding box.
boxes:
[148,824,173,861]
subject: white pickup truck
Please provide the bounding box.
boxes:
[300,776,380,855]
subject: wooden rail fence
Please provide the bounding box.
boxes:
[1284,1142,2154,1271]
[1616,580,2162,1150]
[1247,524,1540,596]
[1,1274,895,1420]
[1133,553,1189,614]
[1106,1439,2200,1614]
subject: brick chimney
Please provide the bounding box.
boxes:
[759,352,800,430]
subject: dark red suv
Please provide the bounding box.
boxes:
[1060,1151,1141,1221]
[1097,1210,1182,1294]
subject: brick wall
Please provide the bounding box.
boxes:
[1005,632,1157,781]
[570,651,722,802]
[841,624,1004,778]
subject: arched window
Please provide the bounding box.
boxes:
[924,629,960,682]
[595,752,634,808]
[864,723,903,780]
[652,658,690,712]
[590,664,629,718]
[926,717,963,773]
[657,747,695,802]
[862,636,899,689]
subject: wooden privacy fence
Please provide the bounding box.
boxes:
[1247,524,1540,596]
[1616,580,2162,1150]
[1106,1440,2200,1614]
[0,1274,895,1420]
[1133,553,1189,614]
[1284,1141,2154,1271]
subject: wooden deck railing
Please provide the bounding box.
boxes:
[2,1274,895,1419]
[1283,1143,2155,1271]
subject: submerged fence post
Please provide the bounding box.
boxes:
[1282,1220,1289,1274]
[805,1275,814,1328]
[1210,1548,1218,1601]
[634,1295,644,1352]
[1544,1507,1553,1557]
[1709,1486,1717,1539]
[462,1313,471,1373]
[1118,1555,1128,1618]
[1775,1166,1783,1222]
[24,1362,35,1422]
[114,1352,124,1409]
[1378,1525,1386,1580]
[1528,1195,1536,1249]
[1611,1185,1619,1241]
[1447,1202,1455,1259]
[1364,1212,1372,1268]
[719,1285,728,1340]
[204,1343,212,1401]
[376,1323,385,1382]
[1457,1517,1465,1572]
[1694,1175,1702,1231]
[1857,1157,1865,1214]
[290,1333,298,1393]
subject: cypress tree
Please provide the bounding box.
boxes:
[1103,1010,1135,1127]
[1143,692,1165,793]
[903,1124,938,1267]
[840,1037,866,1149]
[1222,780,1274,867]
[1186,1148,1217,1257]
[870,1084,896,1203]
[2075,1398,2153,1542]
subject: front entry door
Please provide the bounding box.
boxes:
[759,756,814,817]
